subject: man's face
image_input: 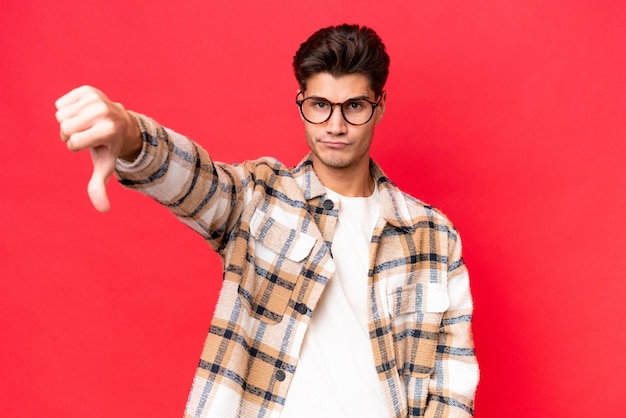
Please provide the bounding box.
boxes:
[300,72,385,176]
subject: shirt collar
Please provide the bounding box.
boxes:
[292,154,416,232]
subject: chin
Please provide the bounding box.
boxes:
[317,154,355,169]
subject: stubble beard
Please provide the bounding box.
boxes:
[312,144,371,172]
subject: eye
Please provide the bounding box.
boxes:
[310,100,330,109]
[345,100,366,111]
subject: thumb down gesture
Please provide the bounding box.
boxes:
[55,86,142,212]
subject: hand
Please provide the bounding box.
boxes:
[55,86,142,212]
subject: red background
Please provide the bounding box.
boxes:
[1,1,625,417]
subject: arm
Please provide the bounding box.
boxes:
[425,232,479,417]
[113,111,252,251]
[55,85,252,251]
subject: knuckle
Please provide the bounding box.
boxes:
[90,100,110,120]
[59,119,72,135]
[83,91,99,106]
[66,139,79,152]
[83,88,103,106]
[104,120,121,139]
[78,85,95,94]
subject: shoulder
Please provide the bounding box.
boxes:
[377,172,460,241]
[403,191,456,228]
[212,156,295,182]
[231,156,290,173]
[371,159,457,233]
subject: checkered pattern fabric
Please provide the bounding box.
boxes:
[115,112,479,417]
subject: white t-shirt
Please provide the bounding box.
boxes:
[281,186,388,417]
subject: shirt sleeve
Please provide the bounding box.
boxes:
[425,230,479,417]
[114,111,252,252]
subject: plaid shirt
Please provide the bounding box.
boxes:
[116,113,479,417]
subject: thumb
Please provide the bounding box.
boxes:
[87,146,116,212]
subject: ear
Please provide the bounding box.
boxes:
[374,91,387,124]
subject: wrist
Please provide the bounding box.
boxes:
[119,110,143,162]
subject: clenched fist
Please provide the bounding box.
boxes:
[55,86,142,212]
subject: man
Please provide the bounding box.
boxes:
[55,24,478,417]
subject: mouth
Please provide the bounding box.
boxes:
[319,139,350,149]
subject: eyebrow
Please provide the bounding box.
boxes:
[305,94,373,102]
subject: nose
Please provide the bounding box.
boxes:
[325,104,348,135]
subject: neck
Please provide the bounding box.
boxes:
[313,159,374,197]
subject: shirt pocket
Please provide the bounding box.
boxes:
[239,208,316,324]
[387,282,450,378]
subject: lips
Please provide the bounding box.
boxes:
[319,140,350,149]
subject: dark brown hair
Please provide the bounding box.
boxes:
[293,24,390,97]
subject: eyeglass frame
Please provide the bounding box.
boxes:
[295,92,381,126]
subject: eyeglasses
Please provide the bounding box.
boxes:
[295,93,380,126]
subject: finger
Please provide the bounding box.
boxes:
[87,146,116,212]
[62,102,112,151]
[56,96,88,124]
[55,85,100,110]
[57,99,99,146]
[61,117,94,151]
[56,86,109,124]
[88,171,111,213]
[55,88,86,115]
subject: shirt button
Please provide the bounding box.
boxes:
[323,199,334,210]
[275,370,286,381]
[295,302,308,315]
